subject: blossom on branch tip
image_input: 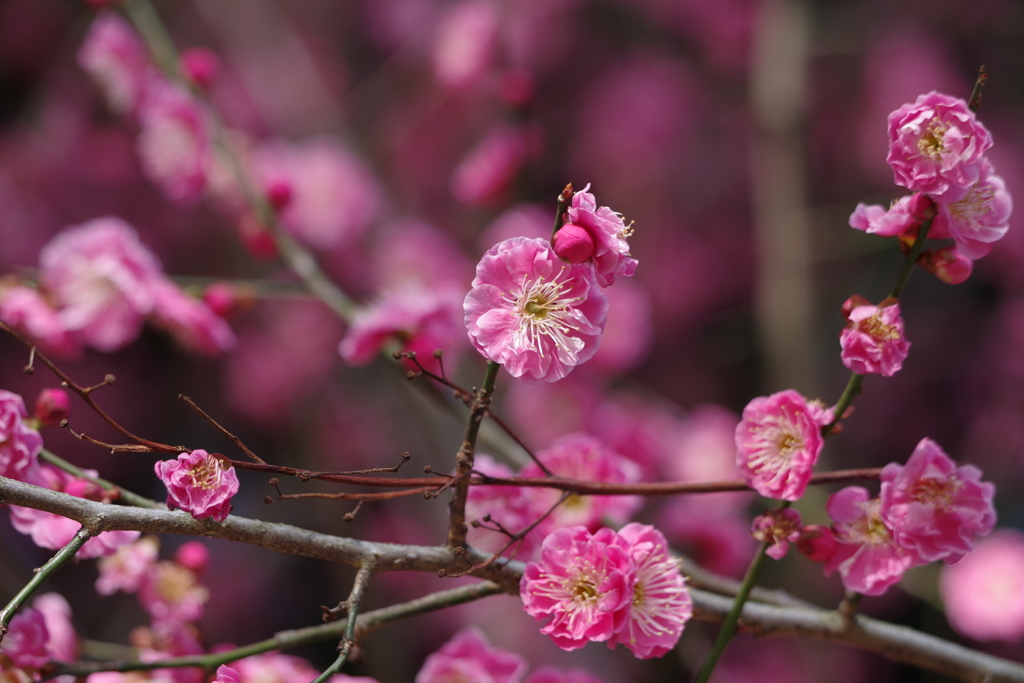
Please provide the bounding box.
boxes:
[0,390,43,481]
[848,193,935,238]
[464,237,607,383]
[34,388,71,427]
[839,297,911,377]
[795,524,837,563]
[564,184,637,287]
[414,627,526,683]
[180,48,220,89]
[154,449,239,522]
[931,161,1012,260]
[77,12,153,116]
[751,508,803,560]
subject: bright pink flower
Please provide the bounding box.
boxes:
[839,298,911,377]
[918,246,973,284]
[180,48,221,89]
[214,666,240,683]
[136,80,213,205]
[95,536,160,595]
[77,12,153,116]
[848,193,935,237]
[150,280,236,356]
[607,523,692,659]
[552,225,596,265]
[751,508,803,560]
[735,390,826,501]
[886,91,993,200]
[432,1,499,89]
[464,237,607,383]
[880,437,996,564]
[465,454,538,557]
[414,627,526,683]
[520,433,642,536]
[138,561,209,624]
[0,285,79,357]
[0,390,42,481]
[34,389,71,427]
[520,526,633,650]
[795,524,837,563]
[451,125,533,206]
[824,486,913,596]
[40,217,163,352]
[524,669,606,683]
[931,161,1013,259]
[565,185,638,287]
[1,608,49,670]
[174,542,210,576]
[939,529,1024,642]
[32,593,77,663]
[154,450,239,522]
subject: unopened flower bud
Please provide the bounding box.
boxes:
[908,192,936,221]
[552,224,595,264]
[796,524,837,562]
[34,388,71,426]
[174,540,210,576]
[919,246,973,285]
[180,47,220,89]
[265,179,293,210]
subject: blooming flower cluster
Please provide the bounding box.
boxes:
[154,449,240,522]
[521,524,692,659]
[839,296,911,377]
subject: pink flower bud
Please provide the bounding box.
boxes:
[180,47,221,89]
[174,541,210,576]
[796,524,837,562]
[34,389,71,426]
[919,246,973,285]
[202,283,236,318]
[908,192,936,221]
[552,224,596,264]
[63,478,107,501]
[265,179,293,210]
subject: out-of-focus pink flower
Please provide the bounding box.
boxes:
[451,125,533,206]
[880,437,996,564]
[371,219,473,293]
[751,508,803,560]
[479,204,550,250]
[465,454,538,557]
[154,450,239,522]
[735,390,825,501]
[33,389,71,427]
[180,48,220,89]
[839,298,911,377]
[886,91,993,200]
[432,1,499,89]
[138,561,209,624]
[202,282,249,319]
[249,138,380,250]
[520,433,642,536]
[918,246,973,284]
[524,668,606,683]
[607,523,692,659]
[931,161,1013,259]
[150,280,236,356]
[0,285,79,357]
[521,527,633,651]
[231,652,323,683]
[77,12,153,116]
[136,80,213,205]
[824,486,913,596]
[588,279,653,374]
[464,237,607,383]
[32,593,77,663]
[1,608,49,670]
[213,666,240,683]
[940,529,1024,642]
[174,542,210,576]
[848,193,936,237]
[0,390,42,481]
[664,404,740,485]
[658,497,754,578]
[587,392,678,481]
[565,185,637,287]
[96,536,160,595]
[40,217,163,352]
[795,525,837,563]
[414,627,526,683]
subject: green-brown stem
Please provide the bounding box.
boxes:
[39,449,159,509]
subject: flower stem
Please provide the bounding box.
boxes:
[39,449,159,509]
[887,217,933,300]
[822,373,862,438]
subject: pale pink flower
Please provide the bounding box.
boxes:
[564,185,637,287]
[451,125,532,206]
[751,508,803,560]
[880,437,996,564]
[478,205,550,249]
[154,450,239,522]
[824,486,914,596]
[735,390,826,501]
[414,627,526,683]
[931,161,1013,259]
[95,536,160,595]
[887,91,993,200]
[464,237,607,383]
[138,561,209,624]
[371,219,473,293]
[665,405,741,486]
[839,298,911,377]
[520,526,633,650]
[587,392,678,481]
[32,593,77,663]
[214,666,240,683]
[520,434,642,536]
[33,388,71,427]
[919,246,973,285]
[231,652,323,683]
[607,523,692,659]
[848,193,935,238]
[136,80,213,205]
[150,280,236,356]
[939,529,1024,642]
[77,12,153,116]
[432,1,499,89]
[465,454,538,557]
[588,279,654,374]
[0,285,79,357]
[0,390,42,481]
[1,608,49,670]
[658,497,754,578]
[40,217,163,352]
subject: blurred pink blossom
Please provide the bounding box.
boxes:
[231,652,323,683]
[565,185,637,288]
[588,279,653,374]
[507,373,601,448]
[664,404,740,484]
[138,561,209,624]
[587,392,678,480]
[658,497,753,578]
[0,285,79,357]
[524,668,606,683]
[33,388,70,427]
[940,529,1024,642]
[465,454,539,557]
[795,525,837,563]
[432,1,499,89]
[839,298,911,377]
[1,608,49,671]
[214,666,240,683]
[371,219,473,293]
[415,627,526,683]
[150,280,236,356]
[95,536,160,596]
[154,450,239,522]
[77,12,153,116]
[751,508,803,561]
[173,542,209,576]
[465,237,607,383]
[0,390,42,481]
[919,246,973,284]
[451,125,533,206]
[136,80,213,205]
[180,48,220,89]
[32,593,77,663]
[848,193,935,238]
[931,161,1013,259]
[479,204,549,250]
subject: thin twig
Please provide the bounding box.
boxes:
[178,395,266,464]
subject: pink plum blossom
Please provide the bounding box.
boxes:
[879,437,996,564]
[180,48,221,89]
[931,161,1013,259]
[40,217,163,352]
[231,652,322,683]
[839,298,911,377]
[939,530,1024,642]
[32,593,77,663]
[431,1,499,89]
[0,390,43,481]
[214,666,240,683]
[138,561,209,624]
[451,125,533,206]
[136,80,213,205]
[751,508,803,560]
[524,668,607,683]
[824,486,914,596]
[95,536,160,595]
[606,523,692,659]
[464,237,607,383]
[665,404,741,486]
[848,193,936,238]
[174,542,210,576]
[33,389,71,427]
[564,185,638,287]
[587,392,678,481]
[735,390,826,501]
[552,225,595,264]
[918,246,973,284]
[77,12,154,116]
[154,450,239,522]
[150,280,236,356]
[1,608,49,671]
[465,454,539,557]
[414,627,526,683]
[0,285,79,357]
[521,527,633,651]
[795,525,837,563]
[886,91,993,200]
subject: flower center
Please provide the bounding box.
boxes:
[862,313,900,341]
[572,577,599,603]
[188,455,223,490]
[747,408,805,475]
[917,119,948,160]
[949,182,995,225]
[155,563,198,603]
[910,477,957,508]
[504,269,586,357]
